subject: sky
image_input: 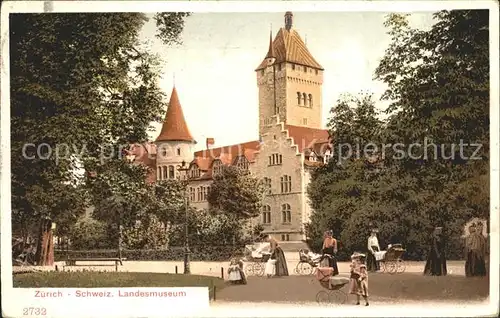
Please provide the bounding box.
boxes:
[139,12,436,151]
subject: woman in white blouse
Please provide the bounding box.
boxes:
[367,229,380,272]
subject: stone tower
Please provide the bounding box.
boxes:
[256,12,324,137]
[155,86,196,181]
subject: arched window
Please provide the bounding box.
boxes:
[308,94,313,107]
[263,177,272,194]
[297,92,301,105]
[162,166,168,180]
[189,187,195,202]
[212,160,223,176]
[262,205,271,224]
[157,167,161,180]
[168,165,175,179]
[302,93,307,106]
[281,204,291,223]
[177,148,181,156]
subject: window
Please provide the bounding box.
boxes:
[263,177,272,194]
[315,69,319,75]
[309,152,317,162]
[197,187,202,202]
[297,92,301,105]
[262,205,271,224]
[162,166,168,180]
[268,153,283,166]
[236,156,249,170]
[189,187,195,202]
[324,152,332,163]
[161,147,167,157]
[303,66,307,72]
[177,148,181,156]
[302,93,307,106]
[281,234,290,241]
[168,165,175,179]
[190,165,200,179]
[280,175,291,193]
[291,64,295,70]
[277,63,282,71]
[196,186,208,201]
[157,167,161,180]
[212,160,223,176]
[308,94,313,107]
[302,118,308,125]
[281,204,291,223]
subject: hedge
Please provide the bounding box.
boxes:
[55,245,244,262]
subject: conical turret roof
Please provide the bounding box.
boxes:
[156,87,195,143]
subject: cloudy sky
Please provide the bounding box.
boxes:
[139,11,436,150]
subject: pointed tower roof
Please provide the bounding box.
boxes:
[156,87,195,143]
[265,30,275,58]
[256,13,323,71]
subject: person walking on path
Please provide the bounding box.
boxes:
[424,226,447,276]
[322,230,339,275]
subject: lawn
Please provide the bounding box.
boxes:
[13,272,226,298]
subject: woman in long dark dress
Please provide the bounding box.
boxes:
[322,230,339,275]
[264,234,289,276]
[424,227,447,276]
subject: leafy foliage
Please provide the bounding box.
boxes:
[69,217,109,250]
[207,166,266,219]
[307,10,489,260]
[10,13,190,244]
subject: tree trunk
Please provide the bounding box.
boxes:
[35,218,55,266]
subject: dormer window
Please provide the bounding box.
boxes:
[189,164,200,179]
[309,152,317,162]
[212,160,223,176]
[236,156,249,170]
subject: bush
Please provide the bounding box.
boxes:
[69,217,110,250]
[122,214,169,250]
[54,245,244,262]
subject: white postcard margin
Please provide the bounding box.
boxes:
[1,1,498,317]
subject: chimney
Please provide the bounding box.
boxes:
[206,138,215,149]
[284,11,293,31]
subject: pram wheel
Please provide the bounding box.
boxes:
[315,290,347,304]
[397,259,405,273]
[329,290,347,304]
[316,290,330,304]
[386,261,397,274]
[296,262,313,275]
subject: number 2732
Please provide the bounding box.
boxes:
[23,307,47,316]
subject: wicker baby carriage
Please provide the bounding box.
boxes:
[315,267,350,304]
[295,249,331,275]
[243,244,271,276]
[379,244,406,274]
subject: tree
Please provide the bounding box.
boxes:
[10,13,191,253]
[307,10,489,260]
[207,166,265,219]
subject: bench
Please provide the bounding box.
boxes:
[64,258,127,272]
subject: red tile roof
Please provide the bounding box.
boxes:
[284,124,329,153]
[256,28,323,71]
[156,87,195,143]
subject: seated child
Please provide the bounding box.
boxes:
[349,252,369,306]
[228,258,247,284]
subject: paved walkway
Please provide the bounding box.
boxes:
[215,272,489,304]
[51,251,468,277]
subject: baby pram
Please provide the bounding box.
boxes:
[295,249,330,275]
[243,243,271,276]
[378,244,406,274]
[315,267,350,304]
